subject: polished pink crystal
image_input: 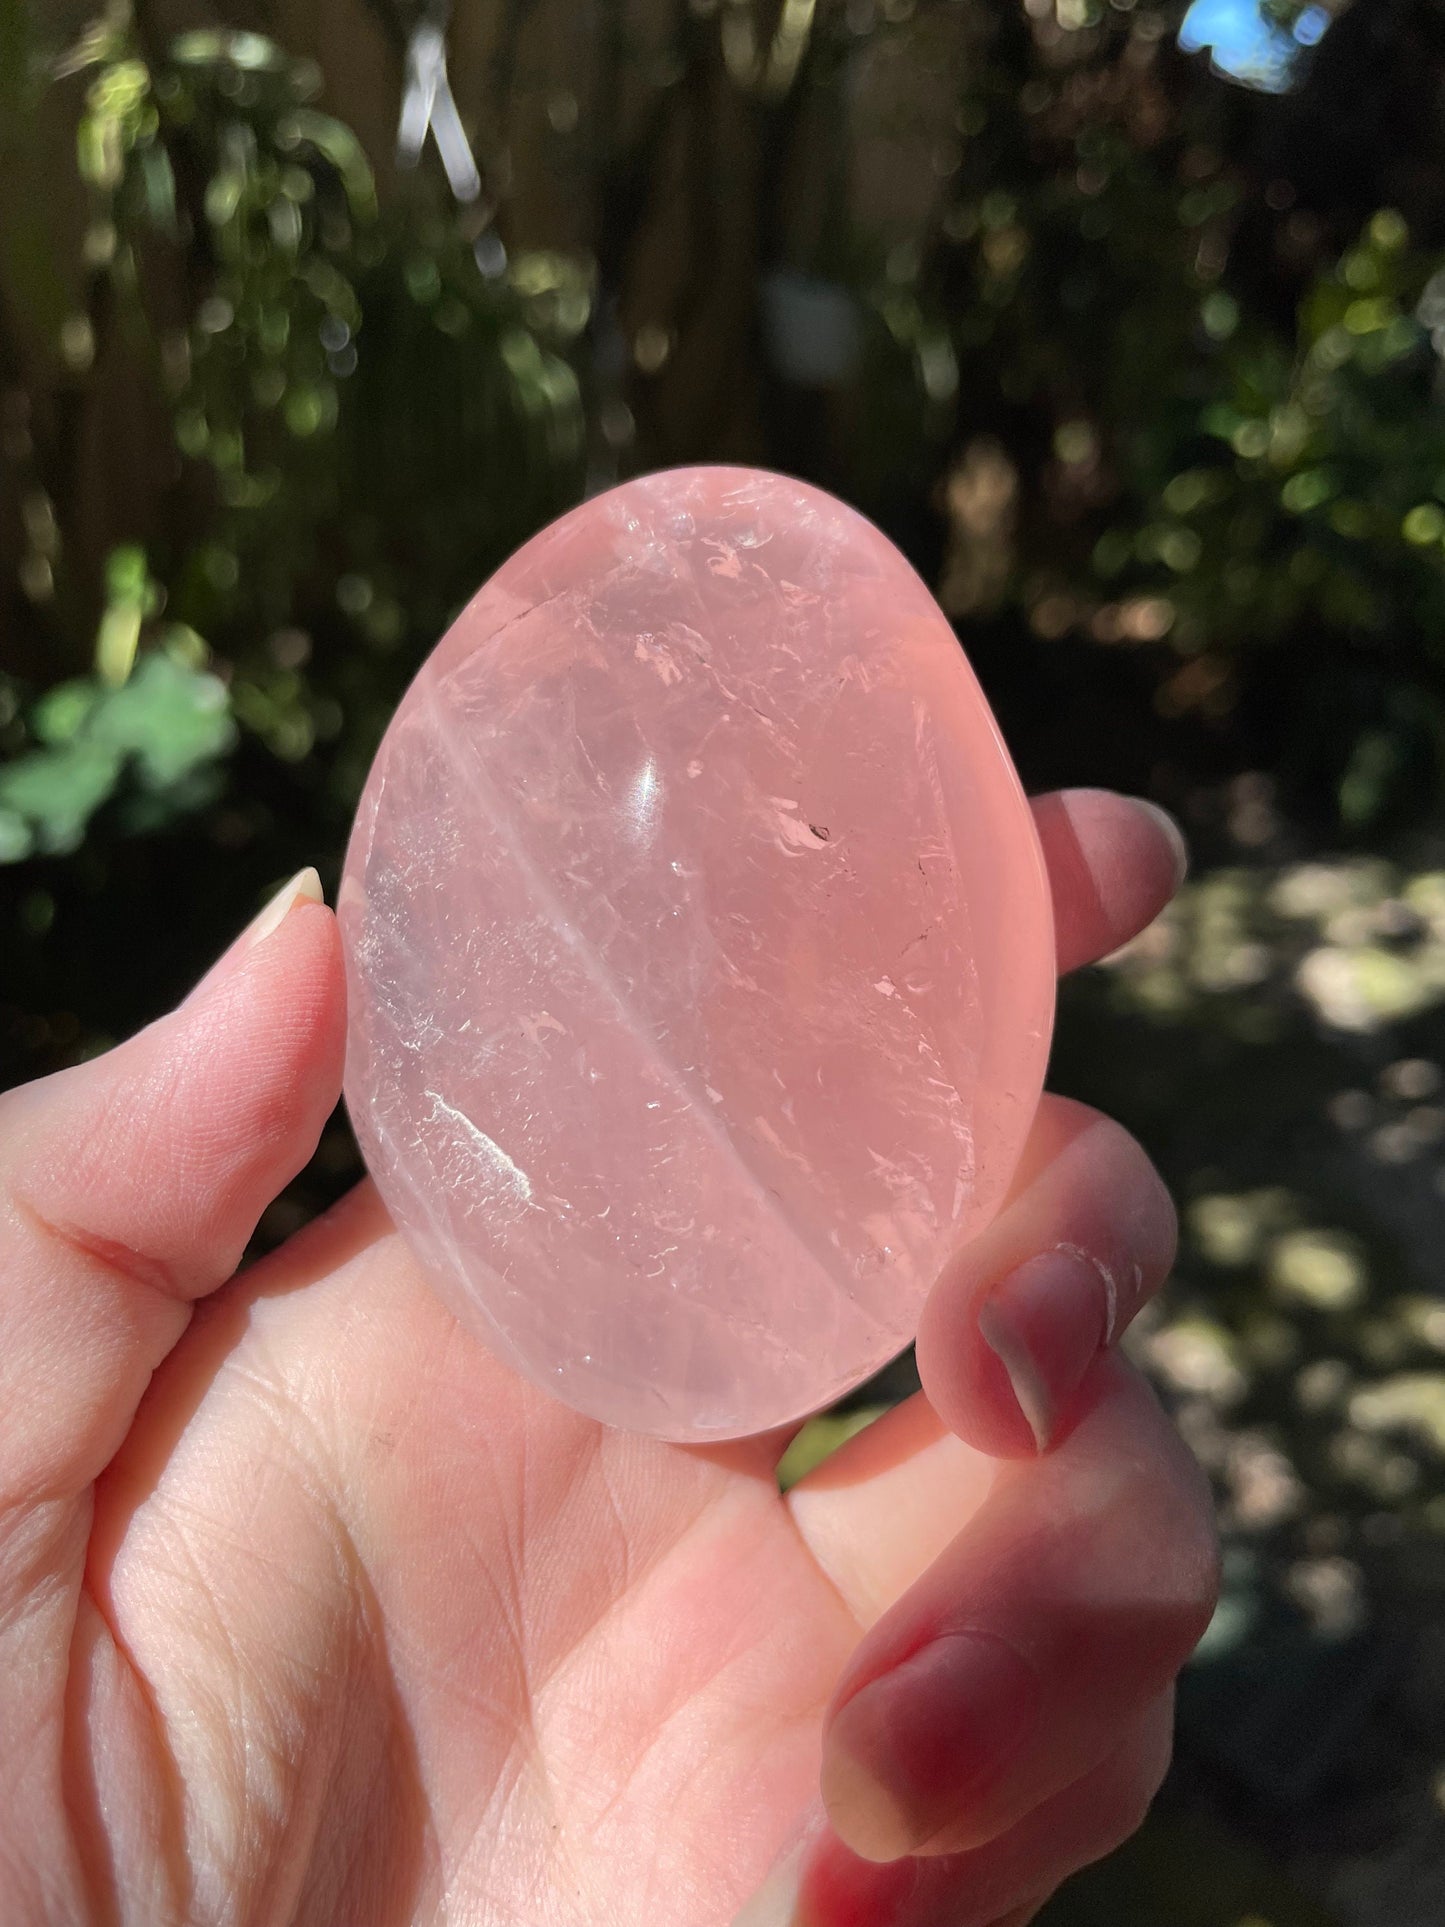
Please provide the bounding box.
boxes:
[340,467,1054,1441]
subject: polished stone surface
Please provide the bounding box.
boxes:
[341,467,1054,1440]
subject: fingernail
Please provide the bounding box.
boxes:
[182,868,326,1009]
[1135,800,1189,890]
[821,1631,1040,1862]
[977,1246,1111,1452]
[245,867,324,950]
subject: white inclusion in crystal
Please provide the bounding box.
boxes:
[625,755,662,847]
[425,1090,534,1204]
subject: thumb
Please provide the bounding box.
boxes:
[0,870,344,1559]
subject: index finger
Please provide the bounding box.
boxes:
[1032,790,1187,974]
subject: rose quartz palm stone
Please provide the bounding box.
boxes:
[340,466,1054,1442]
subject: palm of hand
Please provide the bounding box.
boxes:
[5,792,1215,1927]
[86,1194,857,1925]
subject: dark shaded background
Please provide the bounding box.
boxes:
[6,0,1445,1919]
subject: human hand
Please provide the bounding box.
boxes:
[0,788,1216,1927]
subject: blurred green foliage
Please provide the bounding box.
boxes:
[9,0,1445,897]
[9,2,1445,1920]
[0,543,232,856]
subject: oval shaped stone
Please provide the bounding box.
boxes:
[340,467,1055,1441]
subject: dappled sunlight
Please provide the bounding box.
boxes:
[1106,857,1445,1035]
[8,1,1445,1919]
[1056,836,1445,1878]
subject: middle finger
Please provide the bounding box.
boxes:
[784,1694,1174,1927]
[789,1356,1216,1863]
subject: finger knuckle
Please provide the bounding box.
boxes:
[1099,1376,1221,1657]
[1081,1116,1177,1270]
[1134,1458,1222,1653]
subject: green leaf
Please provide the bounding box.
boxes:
[0,740,122,854]
[89,654,235,788]
[282,108,377,215]
[171,30,287,75]
[31,679,102,745]
[104,541,151,606]
[776,1407,887,1489]
[140,142,177,231]
[0,808,33,862]
[0,657,235,863]
[204,170,245,228]
[95,603,142,685]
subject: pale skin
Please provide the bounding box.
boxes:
[0,788,1218,1927]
